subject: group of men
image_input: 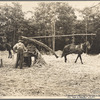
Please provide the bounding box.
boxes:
[13,40,32,69]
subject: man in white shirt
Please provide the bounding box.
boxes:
[13,40,27,69]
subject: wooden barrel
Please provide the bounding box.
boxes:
[23,51,33,57]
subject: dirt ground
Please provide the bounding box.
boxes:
[0,50,100,98]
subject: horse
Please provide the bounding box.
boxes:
[0,43,12,58]
[61,41,91,64]
[5,43,12,58]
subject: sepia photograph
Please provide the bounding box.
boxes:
[0,0,100,99]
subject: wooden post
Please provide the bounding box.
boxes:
[72,36,75,44]
[0,59,3,67]
[13,27,15,45]
[53,19,55,51]
[85,16,88,53]
[86,20,87,40]
[52,3,56,51]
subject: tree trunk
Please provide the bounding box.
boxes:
[21,36,58,58]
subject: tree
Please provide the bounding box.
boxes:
[0,2,30,45]
[32,2,77,50]
[76,6,100,53]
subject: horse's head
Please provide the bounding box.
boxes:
[85,41,91,49]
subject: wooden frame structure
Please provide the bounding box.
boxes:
[28,33,96,51]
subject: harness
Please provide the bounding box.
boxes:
[75,44,83,50]
[75,45,78,49]
[80,44,83,49]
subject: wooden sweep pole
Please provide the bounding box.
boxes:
[21,36,58,58]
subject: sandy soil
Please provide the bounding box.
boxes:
[0,50,100,97]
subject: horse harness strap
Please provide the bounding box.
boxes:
[75,45,78,49]
[80,44,83,49]
[75,44,83,50]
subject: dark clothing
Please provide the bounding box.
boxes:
[15,48,24,69]
[6,43,12,51]
[5,43,12,58]
[24,56,32,67]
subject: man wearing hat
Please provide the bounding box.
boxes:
[13,39,27,69]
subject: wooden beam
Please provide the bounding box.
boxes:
[21,36,58,58]
[0,59,3,67]
[28,34,96,39]
[53,18,56,51]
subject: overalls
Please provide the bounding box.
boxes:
[15,48,24,69]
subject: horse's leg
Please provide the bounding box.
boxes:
[64,55,67,63]
[10,50,12,58]
[79,54,83,64]
[8,50,12,58]
[75,54,79,63]
[8,50,10,58]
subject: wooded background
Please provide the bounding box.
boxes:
[0,2,100,54]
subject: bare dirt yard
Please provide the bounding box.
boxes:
[0,50,100,97]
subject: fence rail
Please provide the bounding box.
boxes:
[28,34,96,39]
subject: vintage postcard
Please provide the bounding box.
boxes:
[0,0,100,99]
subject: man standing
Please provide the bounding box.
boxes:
[13,40,27,69]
